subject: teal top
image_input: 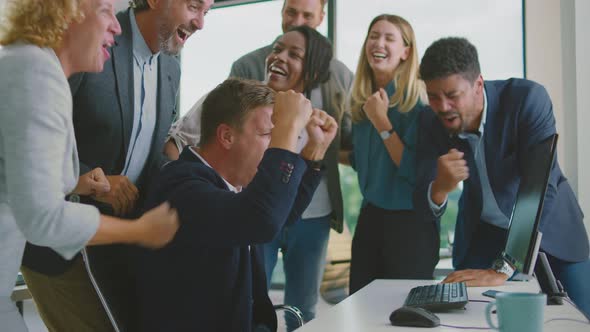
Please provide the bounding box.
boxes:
[350,81,424,210]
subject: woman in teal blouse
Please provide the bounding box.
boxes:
[347,14,439,293]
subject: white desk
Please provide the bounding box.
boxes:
[300,279,589,331]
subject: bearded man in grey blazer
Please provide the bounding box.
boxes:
[20,1,214,331]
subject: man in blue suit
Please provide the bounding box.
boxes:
[413,37,589,315]
[136,78,338,331]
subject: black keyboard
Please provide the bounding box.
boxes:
[404,282,468,312]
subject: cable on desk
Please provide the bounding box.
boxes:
[562,297,590,323]
[468,299,491,303]
[440,324,490,330]
[545,318,590,325]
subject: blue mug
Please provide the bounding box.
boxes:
[485,292,546,332]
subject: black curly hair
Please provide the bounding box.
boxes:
[286,25,333,97]
[420,37,481,83]
[129,0,150,12]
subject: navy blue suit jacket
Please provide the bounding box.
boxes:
[414,79,588,270]
[136,147,322,332]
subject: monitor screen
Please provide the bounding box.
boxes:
[503,134,557,275]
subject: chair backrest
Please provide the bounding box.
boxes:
[274,304,303,331]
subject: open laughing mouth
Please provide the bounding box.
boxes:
[268,61,288,80]
[269,64,286,76]
[440,114,460,127]
[176,26,193,44]
[372,51,388,60]
[101,40,114,60]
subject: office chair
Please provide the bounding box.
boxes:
[274,304,304,329]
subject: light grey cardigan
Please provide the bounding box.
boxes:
[0,43,99,321]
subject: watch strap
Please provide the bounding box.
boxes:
[380,128,395,140]
[305,159,324,171]
[492,258,516,277]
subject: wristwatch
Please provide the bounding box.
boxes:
[492,258,516,277]
[67,193,80,203]
[379,128,395,140]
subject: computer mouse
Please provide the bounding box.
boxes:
[389,306,440,328]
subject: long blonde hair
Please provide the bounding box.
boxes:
[0,0,85,48]
[351,14,426,123]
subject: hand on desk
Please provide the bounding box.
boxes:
[442,269,509,287]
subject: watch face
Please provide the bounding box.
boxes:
[380,130,390,140]
[493,259,505,270]
[493,258,515,276]
[493,259,501,268]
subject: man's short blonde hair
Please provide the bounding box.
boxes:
[0,0,86,48]
[200,78,275,147]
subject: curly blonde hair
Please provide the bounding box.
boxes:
[0,0,86,48]
[350,14,426,123]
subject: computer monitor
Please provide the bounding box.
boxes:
[502,134,558,277]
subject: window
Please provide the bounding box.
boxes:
[335,1,524,79]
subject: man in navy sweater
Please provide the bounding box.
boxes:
[136,78,338,331]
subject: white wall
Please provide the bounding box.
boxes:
[526,0,590,241]
[115,0,129,12]
[574,0,590,240]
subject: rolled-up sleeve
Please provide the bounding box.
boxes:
[395,114,419,182]
[427,182,447,217]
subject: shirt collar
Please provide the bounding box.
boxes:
[189,147,240,193]
[480,88,488,134]
[458,88,487,139]
[129,9,160,64]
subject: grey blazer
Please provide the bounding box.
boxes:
[74,10,180,330]
[0,44,99,330]
[21,10,181,332]
[71,10,180,190]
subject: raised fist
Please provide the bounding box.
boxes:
[431,149,469,204]
[363,88,391,131]
[301,108,338,161]
[272,90,313,134]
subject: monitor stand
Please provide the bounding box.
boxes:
[534,252,567,305]
[511,231,543,281]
